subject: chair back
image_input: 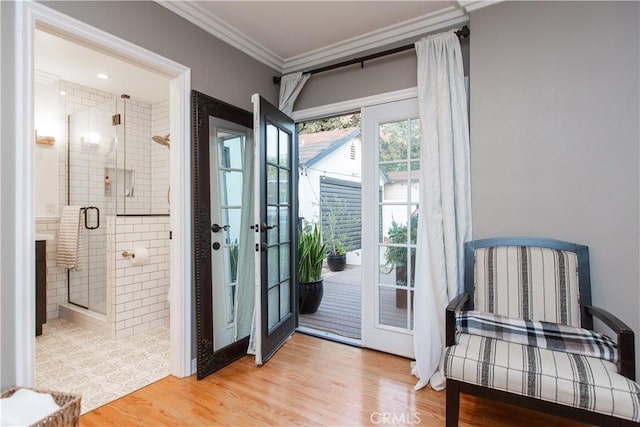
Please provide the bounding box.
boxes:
[465,237,592,328]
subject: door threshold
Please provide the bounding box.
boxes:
[296,326,362,348]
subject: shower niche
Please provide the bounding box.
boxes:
[104,167,134,198]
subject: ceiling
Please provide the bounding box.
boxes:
[34,1,492,104]
[35,29,171,104]
[160,0,489,73]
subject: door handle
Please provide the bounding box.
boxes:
[211,223,230,233]
[260,223,278,232]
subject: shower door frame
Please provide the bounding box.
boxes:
[12,1,192,386]
[66,99,118,315]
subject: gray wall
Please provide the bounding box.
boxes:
[1,0,279,388]
[470,1,640,369]
[1,0,19,391]
[295,38,469,110]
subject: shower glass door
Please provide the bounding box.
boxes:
[67,99,119,315]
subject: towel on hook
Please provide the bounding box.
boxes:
[57,205,84,271]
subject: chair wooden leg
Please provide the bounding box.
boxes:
[446,380,460,427]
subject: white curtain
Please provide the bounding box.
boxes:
[411,31,472,391]
[235,132,256,346]
[278,72,310,116]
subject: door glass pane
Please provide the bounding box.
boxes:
[278,129,289,166]
[409,205,418,245]
[220,134,243,169]
[380,205,408,243]
[266,123,278,164]
[268,287,279,329]
[409,118,421,160]
[280,280,290,318]
[267,206,278,245]
[408,248,416,288]
[279,244,289,281]
[226,284,235,324]
[279,207,289,242]
[267,165,278,205]
[226,208,242,245]
[279,168,289,204]
[268,246,279,287]
[220,171,243,206]
[379,286,407,328]
[379,121,408,161]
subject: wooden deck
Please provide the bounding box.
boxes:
[298,265,413,340]
[298,265,362,339]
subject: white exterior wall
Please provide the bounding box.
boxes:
[298,136,361,226]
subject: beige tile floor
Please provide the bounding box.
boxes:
[36,318,170,414]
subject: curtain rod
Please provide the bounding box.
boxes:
[273,25,469,85]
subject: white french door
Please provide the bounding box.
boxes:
[362,98,420,358]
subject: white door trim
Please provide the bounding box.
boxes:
[14,1,192,384]
[291,87,418,123]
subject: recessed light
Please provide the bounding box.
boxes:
[97,73,109,80]
[59,90,66,96]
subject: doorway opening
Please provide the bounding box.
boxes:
[15,0,191,411]
[34,28,173,413]
[296,113,363,344]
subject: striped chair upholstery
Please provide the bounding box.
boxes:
[446,334,640,423]
[474,246,580,327]
[445,238,639,427]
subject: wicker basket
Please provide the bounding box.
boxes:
[1,387,81,427]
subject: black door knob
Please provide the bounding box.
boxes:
[212,242,221,250]
[211,223,230,233]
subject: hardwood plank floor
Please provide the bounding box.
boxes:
[81,333,588,426]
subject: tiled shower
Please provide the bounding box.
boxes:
[35,80,170,340]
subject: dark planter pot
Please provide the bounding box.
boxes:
[299,279,324,314]
[327,254,347,272]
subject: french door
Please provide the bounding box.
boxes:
[251,95,298,365]
[209,119,249,352]
[361,98,420,358]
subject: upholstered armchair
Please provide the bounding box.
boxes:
[445,237,639,426]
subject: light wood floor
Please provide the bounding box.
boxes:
[81,333,587,426]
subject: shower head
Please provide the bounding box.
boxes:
[152,134,170,148]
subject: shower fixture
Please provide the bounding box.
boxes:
[152,134,170,148]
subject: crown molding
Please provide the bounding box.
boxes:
[282,7,469,74]
[156,0,284,71]
[157,1,471,75]
[458,0,504,13]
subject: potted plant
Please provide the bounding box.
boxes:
[298,225,326,314]
[326,240,347,272]
[384,216,417,309]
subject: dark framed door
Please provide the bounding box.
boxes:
[251,94,298,365]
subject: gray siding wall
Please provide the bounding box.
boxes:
[470,1,640,370]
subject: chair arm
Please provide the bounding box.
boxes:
[446,293,471,347]
[585,305,636,381]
